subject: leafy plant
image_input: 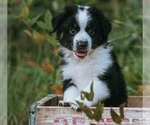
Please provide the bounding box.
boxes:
[81,82,94,101]
[77,83,125,124]
[110,103,125,124]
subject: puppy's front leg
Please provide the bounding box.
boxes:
[59,85,80,106]
[73,79,110,109]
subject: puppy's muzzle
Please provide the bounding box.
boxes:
[76,40,88,51]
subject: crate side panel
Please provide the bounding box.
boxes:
[35,107,150,125]
[127,96,143,107]
[36,107,92,125]
[38,95,62,106]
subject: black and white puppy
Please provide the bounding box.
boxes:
[52,5,127,110]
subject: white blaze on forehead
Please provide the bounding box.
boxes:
[73,6,92,51]
[77,5,89,9]
[75,7,91,29]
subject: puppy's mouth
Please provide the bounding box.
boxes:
[74,51,88,58]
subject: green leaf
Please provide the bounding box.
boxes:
[89,82,94,101]
[93,101,103,121]
[76,101,84,109]
[113,20,125,25]
[24,30,45,43]
[82,108,94,119]
[81,91,89,100]
[37,21,47,29]
[20,5,29,19]
[96,101,104,113]
[32,30,45,43]
[28,15,41,26]
[81,82,94,101]
[44,10,52,24]
[110,108,122,124]
[119,103,125,119]
[24,29,32,38]
[27,0,33,6]
[45,34,57,46]
[44,10,52,29]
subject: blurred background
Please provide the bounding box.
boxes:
[8,0,142,124]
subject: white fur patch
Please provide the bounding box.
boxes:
[73,7,92,51]
[61,45,113,106]
[75,7,91,29]
[63,86,80,102]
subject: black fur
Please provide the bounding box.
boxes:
[52,5,111,50]
[52,5,127,107]
[52,5,77,33]
[63,79,76,92]
[88,7,112,45]
[98,50,127,107]
[52,6,77,50]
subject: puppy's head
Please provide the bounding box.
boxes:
[52,5,111,58]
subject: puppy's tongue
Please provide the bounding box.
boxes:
[75,51,87,57]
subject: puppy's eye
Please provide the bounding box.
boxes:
[70,28,76,34]
[88,30,95,35]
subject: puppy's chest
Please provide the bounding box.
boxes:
[61,57,106,90]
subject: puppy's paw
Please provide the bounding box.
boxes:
[70,99,93,110]
[70,100,82,111]
[71,102,79,111]
[58,100,65,106]
[58,100,70,106]
[59,99,93,110]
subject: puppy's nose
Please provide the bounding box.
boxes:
[77,41,88,50]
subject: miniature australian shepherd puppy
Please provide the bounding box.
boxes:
[52,5,127,110]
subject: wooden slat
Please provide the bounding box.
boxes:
[32,95,150,125]
[37,94,150,107]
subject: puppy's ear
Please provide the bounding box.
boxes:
[52,5,77,33]
[89,7,112,42]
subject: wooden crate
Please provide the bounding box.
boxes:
[29,94,150,125]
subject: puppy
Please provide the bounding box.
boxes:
[52,5,127,110]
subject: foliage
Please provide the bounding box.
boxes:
[8,0,142,124]
[77,83,125,124]
[81,82,94,101]
[76,83,103,122]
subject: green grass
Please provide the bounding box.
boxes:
[8,0,142,124]
[8,64,53,124]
